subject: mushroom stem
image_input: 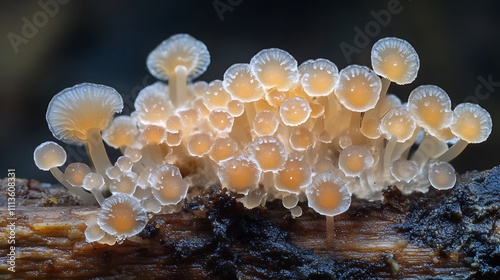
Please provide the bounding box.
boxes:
[174,65,188,107]
[86,128,113,176]
[90,189,105,206]
[326,216,335,246]
[383,138,397,174]
[435,139,468,163]
[49,168,96,204]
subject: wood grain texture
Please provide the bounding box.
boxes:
[1,167,499,279]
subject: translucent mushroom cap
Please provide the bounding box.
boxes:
[46,83,123,144]
[187,132,212,157]
[209,137,238,163]
[299,58,339,97]
[274,153,313,194]
[82,172,105,191]
[250,48,299,91]
[134,82,172,126]
[371,37,420,85]
[279,97,312,126]
[334,65,382,112]
[204,80,231,110]
[209,110,234,134]
[338,145,374,177]
[97,194,148,238]
[306,172,352,216]
[380,107,416,142]
[140,125,165,145]
[408,85,453,137]
[146,34,210,81]
[390,159,419,183]
[110,171,139,195]
[252,110,280,136]
[34,141,67,171]
[218,154,261,194]
[289,127,315,151]
[64,163,91,187]
[249,136,286,172]
[223,63,266,102]
[148,164,189,205]
[428,161,456,190]
[450,103,492,143]
[102,116,139,149]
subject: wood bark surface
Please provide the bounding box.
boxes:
[0,167,499,279]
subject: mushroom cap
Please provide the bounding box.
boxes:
[187,132,213,157]
[380,107,416,142]
[334,65,382,112]
[227,100,245,117]
[110,171,139,195]
[306,172,352,216]
[249,136,286,172]
[289,127,315,151]
[134,82,172,126]
[148,164,189,205]
[85,224,106,243]
[250,48,299,91]
[204,80,232,110]
[209,110,234,134]
[146,34,210,81]
[450,103,492,143]
[223,63,266,103]
[299,58,339,97]
[140,125,165,145]
[64,163,91,187]
[338,145,374,177]
[274,153,313,194]
[34,141,67,171]
[102,116,139,149]
[408,85,453,137]
[279,97,312,126]
[218,154,261,194]
[97,193,148,238]
[371,37,419,85]
[82,172,105,191]
[252,110,280,136]
[428,161,456,190]
[209,137,239,163]
[390,159,419,183]
[46,83,123,144]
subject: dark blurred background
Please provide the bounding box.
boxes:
[1,0,499,183]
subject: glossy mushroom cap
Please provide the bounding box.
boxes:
[371,37,419,85]
[146,34,210,82]
[46,83,123,144]
[97,194,148,239]
[34,141,66,171]
[306,172,352,216]
[335,65,382,112]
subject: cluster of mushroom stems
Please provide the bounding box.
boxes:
[34,34,492,245]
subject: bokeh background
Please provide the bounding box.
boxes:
[1,0,499,183]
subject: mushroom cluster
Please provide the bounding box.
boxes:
[35,34,492,245]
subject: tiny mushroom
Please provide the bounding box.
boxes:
[46,83,123,176]
[147,34,210,106]
[97,193,148,242]
[34,141,95,204]
[306,172,352,245]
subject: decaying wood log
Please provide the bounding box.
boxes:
[0,166,499,279]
